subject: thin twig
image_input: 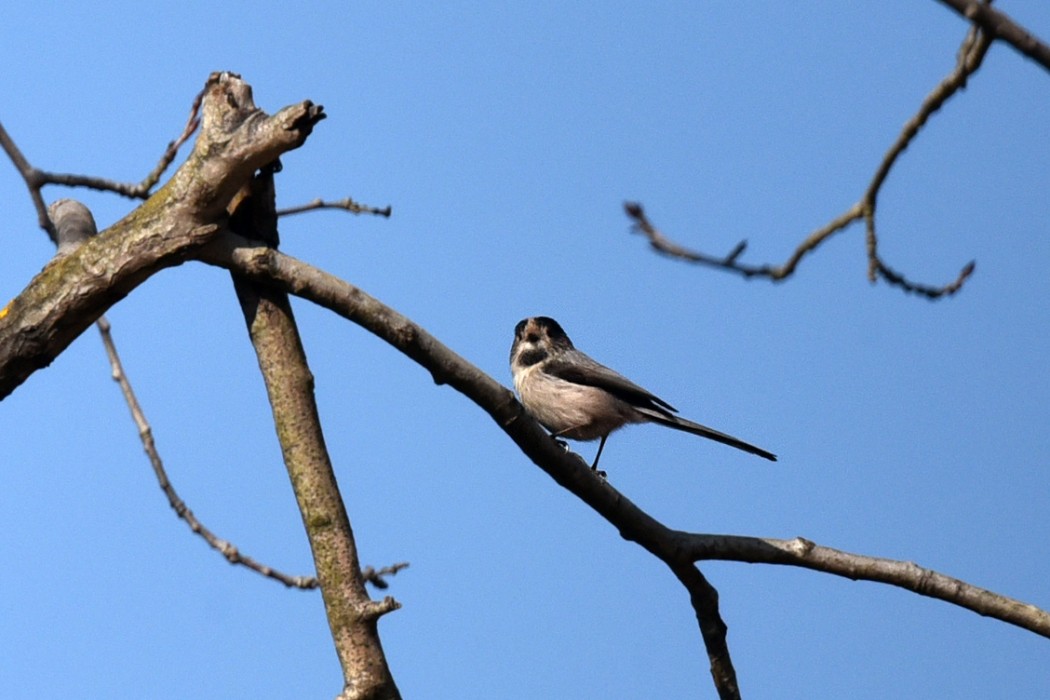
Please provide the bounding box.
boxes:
[629,20,1001,299]
[935,0,1050,72]
[277,197,392,218]
[625,200,865,281]
[0,120,54,240]
[0,85,203,215]
[95,315,320,590]
[361,562,411,590]
[141,86,207,193]
[862,23,990,295]
[40,87,205,199]
[875,258,976,299]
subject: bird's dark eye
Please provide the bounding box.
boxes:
[525,332,541,344]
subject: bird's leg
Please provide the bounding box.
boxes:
[590,435,609,477]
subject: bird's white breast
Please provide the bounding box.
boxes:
[514,362,636,441]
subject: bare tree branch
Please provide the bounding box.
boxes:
[196,231,740,697]
[3,81,407,699]
[678,533,1050,638]
[96,315,321,590]
[361,563,410,591]
[5,57,1045,695]
[0,72,324,400]
[97,283,399,593]
[0,120,54,240]
[43,197,320,589]
[0,85,203,248]
[628,22,994,299]
[669,562,739,700]
[194,233,1045,693]
[228,170,401,698]
[625,200,865,280]
[40,86,205,199]
[862,23,989,297]
[935,0,1050,71]
[4,205,1038,693]
[277,196,392,218]
[199,235,1050,636]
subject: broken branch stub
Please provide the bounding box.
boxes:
[0,72,325,400]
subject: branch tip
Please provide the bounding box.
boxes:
[277,196,393,219]
[724,240,747,264]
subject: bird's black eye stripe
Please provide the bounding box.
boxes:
[517,347,548,367]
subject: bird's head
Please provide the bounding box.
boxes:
[510,316,574,370]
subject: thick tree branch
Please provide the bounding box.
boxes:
[196,236,723,698]
[669,562,739,700]
[0,216,220,400]
[228,173,401,699]
[0,72,324,400]
[199,234,1050,636]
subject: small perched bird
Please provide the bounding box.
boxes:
[510,316,776,471]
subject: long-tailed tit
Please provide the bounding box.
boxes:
[510,316,776,471]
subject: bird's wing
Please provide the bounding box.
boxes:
[544,352,678,414]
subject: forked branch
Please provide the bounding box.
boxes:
[0,88,203,242]
[628,21,1001,299]
[197,232,1050,698]
[0,72,324,399]
[936,0,1050,71]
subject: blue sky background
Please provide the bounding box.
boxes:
[2,2,1049,698]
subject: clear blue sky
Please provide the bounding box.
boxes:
[2,2,1048,698]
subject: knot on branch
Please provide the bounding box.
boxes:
[48,199,98,255]
[362,596,401,622]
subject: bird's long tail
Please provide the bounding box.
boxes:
[640,409,777,461]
